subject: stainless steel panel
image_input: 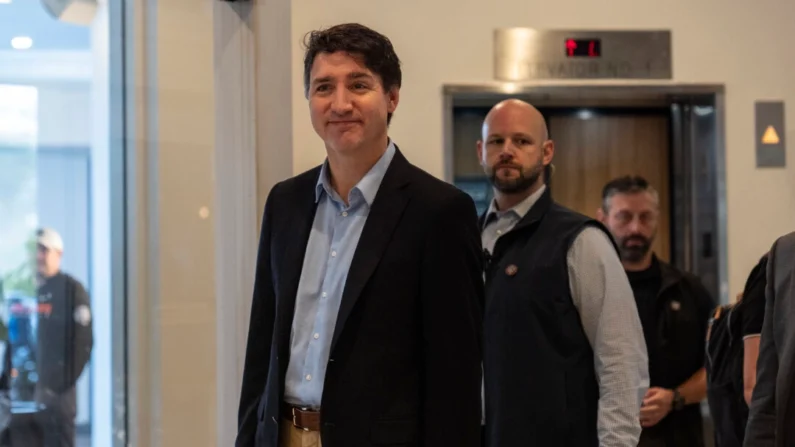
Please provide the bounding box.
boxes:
[690,103,722,303]
[670,104,691,271]
[493,29,672,81]
[670,100,722,303]
[443,83,724,96]
[714,93,730,305]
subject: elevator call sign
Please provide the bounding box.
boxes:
[494,29,672,80]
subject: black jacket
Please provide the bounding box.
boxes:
[639,259,714,447]
[235,148,484,447]
[745,231,795,447]
[36,273,93,396]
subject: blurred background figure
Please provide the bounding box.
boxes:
[599,176,714,447]
[0,228,93,447]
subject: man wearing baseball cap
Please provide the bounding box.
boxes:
[28,228,93,447]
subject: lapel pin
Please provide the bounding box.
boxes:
[671,300,681,311]
[505,264,518,276]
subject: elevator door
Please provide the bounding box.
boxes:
[546,110,671,262]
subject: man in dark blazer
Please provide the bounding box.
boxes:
[235,23,484,447]
[744,230,795,447]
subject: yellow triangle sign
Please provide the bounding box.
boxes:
[762,125,780,144]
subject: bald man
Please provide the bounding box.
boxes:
[479,99,649,447]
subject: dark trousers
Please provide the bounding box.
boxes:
[2,409,74,447]
[36,406,75,447]
[1,387,76,447]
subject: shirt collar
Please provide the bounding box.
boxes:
[315,139,397,206]
[485,184,547,224]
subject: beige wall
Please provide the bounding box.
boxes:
[127,0,293,445]
[128,0,219,444]
[290,0,795,298]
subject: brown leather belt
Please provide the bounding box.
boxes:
[282,402,321,431]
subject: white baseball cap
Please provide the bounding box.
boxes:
[36,228,64,252]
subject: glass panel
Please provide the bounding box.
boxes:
[0,1,124,446]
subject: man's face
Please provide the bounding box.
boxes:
[601,191,659,263]
[35,244,61,278]
[477,104,552,194]
[307,51,398,155]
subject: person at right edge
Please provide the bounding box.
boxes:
[744,230,795,447]
[597,176,715,447]
[704,252,767,447]
[479,99,649,447]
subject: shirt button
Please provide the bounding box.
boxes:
[331,250,337,257]
[314,333,320,339]
[342,211,348,217]
[322,292,327,298]
[306,374,312,381]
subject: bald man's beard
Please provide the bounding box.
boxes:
[487,158,545,195]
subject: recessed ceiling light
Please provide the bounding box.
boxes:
[11,37,33,50]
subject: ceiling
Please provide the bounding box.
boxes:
[0,0,90,51]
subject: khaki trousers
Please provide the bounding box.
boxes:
[280,420,322,447]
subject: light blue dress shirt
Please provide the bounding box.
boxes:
[284,141,396,409]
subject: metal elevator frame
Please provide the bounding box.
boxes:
[442,82,728,306]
